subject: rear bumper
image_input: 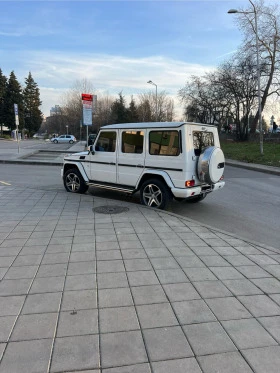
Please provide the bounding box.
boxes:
[171,181,225,199]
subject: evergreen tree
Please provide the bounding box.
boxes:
[127,96,139,123]
[3,71,24,131]
[110,92,129,123]
[0,68,7,134]
[23,72,42,135]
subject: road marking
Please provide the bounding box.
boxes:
[0,181,11,186]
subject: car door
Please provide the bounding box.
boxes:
[117,129,145,186]
[58,135,65,143]
[89,130,117,183]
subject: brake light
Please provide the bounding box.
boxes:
[220,175,224,180]
[185,180,195,187]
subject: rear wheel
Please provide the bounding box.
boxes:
[140,179,171,210]
[53,139,58,144]
[64,168,88,194]
[69,140,74,144]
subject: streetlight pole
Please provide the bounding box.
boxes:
[147,80,158,121]
[66,125,68,135]
[228,4,263,155]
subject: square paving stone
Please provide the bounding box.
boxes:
[0,256,15,267]
[0,343,5,360]
[100,306,139,333]
[264,264,280,278]
[121,249,147,259]
[152,357,202,373]
[258,316,280,343]
[124,259,152,271]
[4,265,38,280]
[198,351,253,373]
[173,299,216,324]
[36,263,67,277]
[143,326,193,361]
[102,363,150,372]
[222,318,277,349]
[251,278,280,294]
[145,248,172,258]
[99,288,133,308]
[242,346,280,373]
[127,271,159,287]
[222,279,263,296]
[67,261,96,275]
[155,268,189,284]
[13,254,43,266]
[183,321,236,356]
[97,272,129,289]
[41,253,69,265]
[269,294,280,306]
[0,295,25,316]
[183,267,217,281]
[0,315,16,342]
[149,257,180,270]
[205,297,252,320]
[97,250,122,260]
[224,255,255,266]
[164,282,201,302]
[61,289,97,311]
[237,265,271,278]
[137,303,178,329]
[200,255,231,267]
[22,292,61,314]
[97,260,125,273]
[209,267,245,280]
[0,339,52,373]
[50,335,99,372]
[30,276,65,294]
[176,256,205,268]
[238,295,280,317]
[193,280,232,299]
[0,279,32,296]
[100,330,148,368]
[57,309,98,337]
[248,255,279,266]
[10,313,57,341]
[65,274,96,291]
[131,285,168,305]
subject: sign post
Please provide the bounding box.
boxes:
[82,94,97,147]
[14,104,20,153]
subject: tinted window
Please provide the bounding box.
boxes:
[59,135,65,138]
[149,131,180,156]
[95,131,116,152]
[193,131,214,156]
[121,131,144,154]
[66,135,71,138]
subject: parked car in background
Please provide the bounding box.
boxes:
[51,135,76,144]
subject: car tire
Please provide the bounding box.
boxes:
[63,168,88,194]
[53,139,58,144]
[69,140,74,144]
[140,179,171,210]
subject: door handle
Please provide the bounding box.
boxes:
[137,164,144,168]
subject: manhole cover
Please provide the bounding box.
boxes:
[93,206,129,214]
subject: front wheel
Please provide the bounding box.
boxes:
[63,168,88,194]
[69,140,74,144]
[53,139,58,144]
[140,179,171,210]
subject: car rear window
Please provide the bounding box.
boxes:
[193,131,214,156]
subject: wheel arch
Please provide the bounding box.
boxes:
[63,162,89,182]
[136,171,174,192]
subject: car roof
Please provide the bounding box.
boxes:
[100,122,215,130]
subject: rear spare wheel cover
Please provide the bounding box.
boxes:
[197,146,225,184]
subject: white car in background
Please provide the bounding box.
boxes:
[51,135,76,144]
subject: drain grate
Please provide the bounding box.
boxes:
[93,206,129,214]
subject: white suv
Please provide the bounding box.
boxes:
[61,122,225,209]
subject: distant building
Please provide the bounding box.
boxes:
[50,105,62,116]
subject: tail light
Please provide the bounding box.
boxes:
[185,180,195,187]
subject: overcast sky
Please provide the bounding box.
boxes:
[0,0,278,119]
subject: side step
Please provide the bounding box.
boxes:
[87,181,135,194]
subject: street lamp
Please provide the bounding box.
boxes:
[66,125,68,135]
[147,80,158,121]
[228,4,263,155]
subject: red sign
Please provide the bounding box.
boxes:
[82,94,93,101]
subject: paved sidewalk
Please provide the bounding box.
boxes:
[1,185,280,372]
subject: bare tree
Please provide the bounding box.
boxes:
[137,91,175,122]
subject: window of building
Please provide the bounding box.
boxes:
[193,131,214,156]
[95,131,117,152]
[121,131,144,154]
[149,131,180,156]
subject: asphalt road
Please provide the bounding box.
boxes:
[0,161,279,250]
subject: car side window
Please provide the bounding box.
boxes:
[95,131,117,152]
[66,135,71,138]
[60,135,65,138]
[149,131,180,156]
[193,131,214,156]
[121,131,144,154]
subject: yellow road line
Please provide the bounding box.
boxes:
[0,181,11,186]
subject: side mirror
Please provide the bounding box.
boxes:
[89,145,95,155]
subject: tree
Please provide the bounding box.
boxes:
[0,68,7,135]
[23,72,43,135]
[235,0,280,133]
[137,91,175,122]
[3,71,24,131]
[127,96,139,123]
[110,92,129,123]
